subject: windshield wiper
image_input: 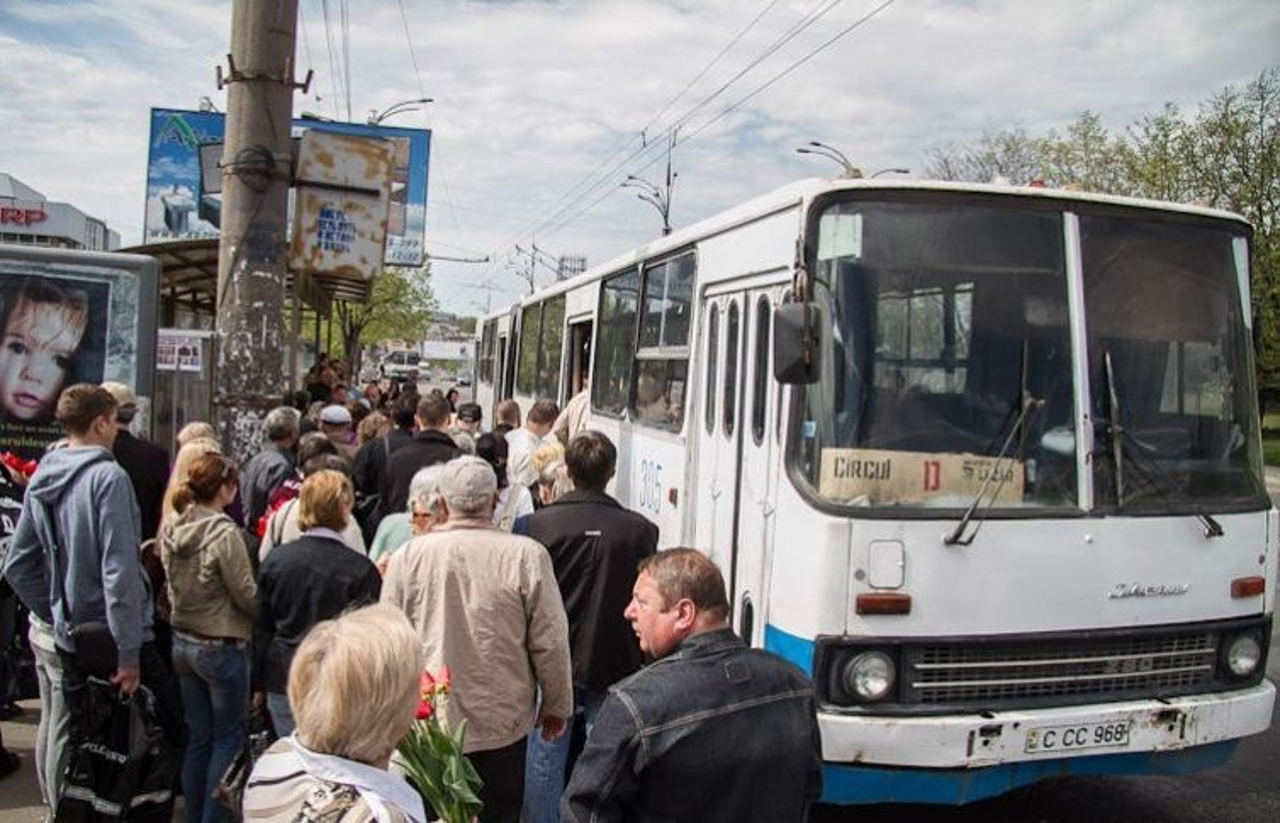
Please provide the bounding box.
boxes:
[944,394,1044,547]
[1104,351,1125,504]
[1103,351,1224,539]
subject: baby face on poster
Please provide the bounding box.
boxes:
[0,282,89,423]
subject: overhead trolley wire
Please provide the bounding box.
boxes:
[533,0,898,241]
[677,0,898,145]
[534,0,785,233]
[520,0,850,245]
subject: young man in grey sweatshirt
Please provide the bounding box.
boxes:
[3,383,184,812]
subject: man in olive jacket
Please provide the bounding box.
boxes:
[520,430,657,823]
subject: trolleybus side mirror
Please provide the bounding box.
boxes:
[773,302,821,384]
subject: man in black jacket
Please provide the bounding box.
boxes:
[562,549,822,822]
[379,392,460,519]
[521,430,657,823]
[239,406,299,530]
[102,382,169,543]
[352,393,416,538]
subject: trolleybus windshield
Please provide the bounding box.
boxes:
[793,195,1265,514]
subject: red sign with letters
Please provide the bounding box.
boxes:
[0,207,48,226]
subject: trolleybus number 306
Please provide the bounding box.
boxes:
[1025,721,1131,753]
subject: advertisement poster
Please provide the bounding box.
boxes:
[157,330,205,372]
[0,273,111,455]
[143,108,431,266]
[0,246,157,551]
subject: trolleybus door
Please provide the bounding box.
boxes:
[732,288,783,646]
[692,294,738,582]
[694,287,780,645]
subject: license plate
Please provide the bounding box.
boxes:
[1024,720,1130,754]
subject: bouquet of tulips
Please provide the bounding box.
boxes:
[396,666,483,823]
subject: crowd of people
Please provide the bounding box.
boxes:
[0,365,823,822]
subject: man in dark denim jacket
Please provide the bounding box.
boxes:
[562,548,822,822]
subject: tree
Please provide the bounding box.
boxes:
[925,127,1043,184]
[333,265,436,376]
[1123,102,1198,202]
[924,67,1280,392]
[1040,111,1130,193]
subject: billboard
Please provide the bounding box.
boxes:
[143,108,431,266]
[0,245,159,546]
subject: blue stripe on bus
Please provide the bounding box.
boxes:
[820,741,1238,805]
[763,624,815,676]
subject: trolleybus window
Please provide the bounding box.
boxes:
[516,295,566,399]
[593,269,639,416]
[632,253,693,431]
[724,301,740,437]
[517,303,540,396]
[479,320,496,385]
[752,294,771,445]
[1081,214,1265,511]
[796,198,1074,510]
[705,303,719,435]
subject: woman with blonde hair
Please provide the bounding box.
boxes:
[243,604,427,822]
[159,453,257,823]
[253,469,382,736]
[356,410,390,447]
[162,437,223,525]
[176,420,218,447]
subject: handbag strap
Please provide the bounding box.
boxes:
[42,501,74,629]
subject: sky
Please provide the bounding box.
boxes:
[2,0,1278,317]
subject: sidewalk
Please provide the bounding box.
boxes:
[0,698,48,821]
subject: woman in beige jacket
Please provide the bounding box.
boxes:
[160,453,257,823]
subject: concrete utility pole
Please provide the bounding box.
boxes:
[215,0,300,461]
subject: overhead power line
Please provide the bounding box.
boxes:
[533,0,899,240]
[521,0,850,244]
[534,0,785,234]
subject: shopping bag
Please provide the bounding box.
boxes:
[215,705,277,820]
[55,677,180,821]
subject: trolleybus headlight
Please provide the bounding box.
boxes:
[1224,634,1262,678]
[842,651,896,702]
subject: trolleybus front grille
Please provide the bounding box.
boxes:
[902,631,1218,705]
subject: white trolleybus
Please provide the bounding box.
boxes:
[473,178,1275,804]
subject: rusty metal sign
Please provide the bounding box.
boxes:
[289,130,394,280]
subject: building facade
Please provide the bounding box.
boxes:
[0,173,121,251]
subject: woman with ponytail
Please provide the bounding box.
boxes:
[159,453,257,823]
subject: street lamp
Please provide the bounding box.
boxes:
[368,97,433,125]
[795,141,862,178]
[623,174,674,236]
[871,167,911,178]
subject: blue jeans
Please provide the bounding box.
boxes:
[266,691,295,737]
[522,687,605,823]
[173,635,249,823]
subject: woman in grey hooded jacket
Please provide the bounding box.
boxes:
[160,453,257,823]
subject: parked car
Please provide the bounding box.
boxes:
[383,349,422,382]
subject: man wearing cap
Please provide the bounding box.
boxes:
[102,381,170,543]
[318,403,356,459]
[382,456,571,823]
[451,402,483,436]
